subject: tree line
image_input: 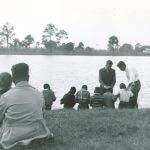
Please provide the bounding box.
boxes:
[0,22,146,53]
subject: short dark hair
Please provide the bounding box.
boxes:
[11,63,29,80]
[117,61,126,68]
[0,72,12,89]
[70,86,76,94]
[106,60,113,66]
[120,83,126,89]
[82,85,87,90]
[43,83,50,89]
[94,87,100,93]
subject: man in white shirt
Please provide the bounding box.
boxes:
[0,63,52,149]
[117,61,141,108]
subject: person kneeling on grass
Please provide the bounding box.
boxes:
[0,63,53,150]
[76,85,90,109]
[61,87,76,109]
[90,87,105,108]
[115,83,133,109]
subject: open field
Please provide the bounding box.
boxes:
[5,109,150,150]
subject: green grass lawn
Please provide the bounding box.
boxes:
[4,109,150,150]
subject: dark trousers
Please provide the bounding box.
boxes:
[129,80,141,108]
[78,103,89,109]
[119,101,130,109]
[45,105,52,110]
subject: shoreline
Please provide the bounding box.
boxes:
[0,48,149,56]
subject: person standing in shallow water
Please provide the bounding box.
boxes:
[42,83,56,110]
[61,87,76,109]
[117,61,141,108]
[99,60,116,94]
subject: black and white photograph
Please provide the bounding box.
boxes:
[0,0,150,149]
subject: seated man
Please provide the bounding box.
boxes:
[42,83,56,110]
[76,85,90,109]
[0,63,52,149]
[61,86,76,109]
[0,72,12,96]
[90,87,104,108]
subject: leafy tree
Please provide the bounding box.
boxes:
[135,43,143,52]
[0,37,4,47]
[119,43,133,52]
[42,24,58,42]
[63,42,74,51]
[35,41,40,48]
[43,40,57,50]
[22,34,34,48]
[0,22,15,48]
[85,46,94,51]
[56,29,68,45]
[108,35,119,51]
[76,42,84,50]
[12,38,21,48]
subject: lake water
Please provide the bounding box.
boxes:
[0,55,149,109]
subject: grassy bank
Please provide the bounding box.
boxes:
[6,109,150,150]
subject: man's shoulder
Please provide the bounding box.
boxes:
[100,67,105,71]
[111,68,115,72]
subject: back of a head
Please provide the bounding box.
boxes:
[94,87,100,93]
[0,72,12,90]
[43,83,50,89]
[120,83,126,89]
[11,63,29,84]
[70,86,76,94]
[106,60,113,66]
[82,85,87,90]
[117,61,126,68]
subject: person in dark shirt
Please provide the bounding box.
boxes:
[42,83,56,110]
[99,60,116,94]
[0,72,12,96]
[90,87,104,108]
[61,87,76,109]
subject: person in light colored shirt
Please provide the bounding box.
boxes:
[117,61,141,108]
[0,63,52,149]
[115,83,133,109]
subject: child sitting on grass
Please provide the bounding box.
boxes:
[115,83,133,109]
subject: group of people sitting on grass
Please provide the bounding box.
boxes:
[0,59,141,149]
[59,83,133,109]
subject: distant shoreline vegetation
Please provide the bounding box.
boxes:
[0,47,150,56]
[0,22,150,56]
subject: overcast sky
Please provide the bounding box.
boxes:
[0,0,150,49]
